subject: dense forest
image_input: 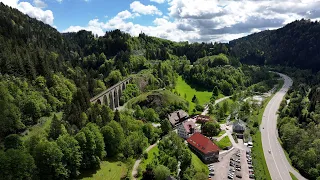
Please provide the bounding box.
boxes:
[276,67,320,179]
[1,1,320,180]
[229,19,320,71]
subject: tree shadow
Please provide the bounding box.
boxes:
[184,79,212,92]
[76,157,127,179]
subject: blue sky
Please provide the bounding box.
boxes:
[1,0,320,42]
[49,0,169,30]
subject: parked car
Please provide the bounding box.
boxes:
[236,173,242,178]
[249,174,255,179]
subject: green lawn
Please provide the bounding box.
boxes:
[21,112,63,141]
[174,76,213,113]
[217,130,226,137]
[138,145,159,178]
[250,95,273,180]
[81,161,128,180]
[290,172,298,180]
[215,136,232,149]
[251,132,271,180]
[191,152,209,174]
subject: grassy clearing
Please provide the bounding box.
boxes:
[251,132,271,180]
[191,152,209,174]
[81,160,128,180]
[174,76,214,113]
[215,136,232,149]
[138,145,159,174]
[21,112,63,141]
[126,89,187,109]
[290,172,298,180]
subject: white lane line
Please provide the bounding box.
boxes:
[267,94,284,180]
[275,82,291,178]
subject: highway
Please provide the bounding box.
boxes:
[261,73,307,180]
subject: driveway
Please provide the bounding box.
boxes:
[131,142,158,180]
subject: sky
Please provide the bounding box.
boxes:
[1,0,320,42]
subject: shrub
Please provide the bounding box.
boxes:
[143,152,148,159]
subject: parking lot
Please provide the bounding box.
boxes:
[211,148,254,180]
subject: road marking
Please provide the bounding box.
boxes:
[267,89,284,180]
[275,80,291,178]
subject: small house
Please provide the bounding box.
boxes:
[168,110,189,127]
[233,120,246,138]
[177,121,198,139]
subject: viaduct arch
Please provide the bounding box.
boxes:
[90,77,132,110]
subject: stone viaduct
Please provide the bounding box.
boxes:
[90,77,133,110]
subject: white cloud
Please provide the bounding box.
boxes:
[150,0,166,4]
[117,10,133,19]
[0,0,19,7]
[130,1,162,15]
[18,2,54,25]
[63,25,105,36]
[33,0,47,9]
[0,0,54,25]
[64,0,320,42]
[63,10,136,36]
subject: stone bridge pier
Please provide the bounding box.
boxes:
[90,77,132,110]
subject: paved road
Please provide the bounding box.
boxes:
[261,73,307,180]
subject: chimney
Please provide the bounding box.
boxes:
[177,111,181,120]
[189,124,194,134]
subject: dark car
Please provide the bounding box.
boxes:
[236,174,242,178]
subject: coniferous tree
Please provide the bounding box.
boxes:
[49,115,63,140]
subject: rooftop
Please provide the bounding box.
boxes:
[196,115,211,122]
[182,121,196,133]
[233,120,246,131]
[187,132,220,154]
[168,110,188,126]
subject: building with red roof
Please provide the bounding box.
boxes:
[187,132,220,163]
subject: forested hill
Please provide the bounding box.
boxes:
[0,3,72,79]
[229,19,320,71]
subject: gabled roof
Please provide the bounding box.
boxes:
[182,121,196,133]
[187,132,220,154]
[168,110,188,126]
[233,120,246,131]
